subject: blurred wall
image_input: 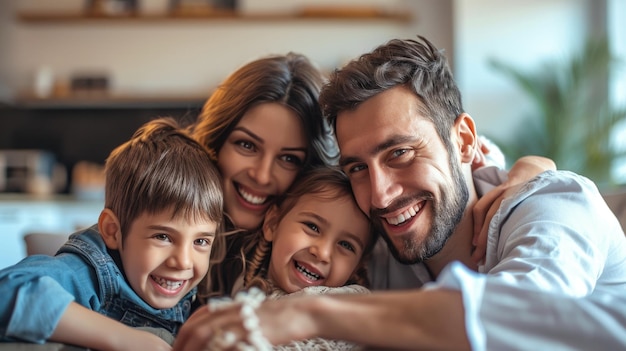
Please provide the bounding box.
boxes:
[2,0,452,99]
[455,0,603,144]
[1,0,611,179]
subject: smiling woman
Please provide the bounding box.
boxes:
[216,102,307,231]
[189,52,339,299]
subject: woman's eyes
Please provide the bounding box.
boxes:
[235,140,256,151]
[304,222,320,233]
[280,154,304,167]
[234,139,304,169]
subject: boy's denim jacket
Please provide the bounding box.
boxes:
[0,225,195,343]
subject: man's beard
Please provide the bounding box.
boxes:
[374,160,469,265]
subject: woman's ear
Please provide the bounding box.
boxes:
[454,113,478,164]
[98,209,122,250]
[262,205,280,242]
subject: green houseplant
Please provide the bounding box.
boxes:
[487,38,626,189]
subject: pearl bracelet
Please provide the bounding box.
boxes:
[208,287,273,351]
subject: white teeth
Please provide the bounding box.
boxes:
[152,275,184,290]
[386,204,421,226]
[238,187,267,205]
[296,262,320,281]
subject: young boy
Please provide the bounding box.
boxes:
[0,117,223,350]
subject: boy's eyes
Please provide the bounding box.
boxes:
[151,233,212,247]
[194,238,212,247]
[153,233,171,242]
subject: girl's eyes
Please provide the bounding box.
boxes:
[339,240,356,253]
[301,222,358,254]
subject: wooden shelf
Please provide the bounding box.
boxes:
[17,8,413,24]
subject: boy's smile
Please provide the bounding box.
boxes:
[103,209,217,309]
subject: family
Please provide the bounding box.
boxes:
[1,35,625,351]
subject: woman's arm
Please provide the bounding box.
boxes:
[472,155,556,263]
[51,302,172,351]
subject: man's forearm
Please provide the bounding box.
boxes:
[299,289,470,351]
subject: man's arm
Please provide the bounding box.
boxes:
[174,263,626,351]
[484,171,624,296]
[173,288,469,351]
[51,302,172,351]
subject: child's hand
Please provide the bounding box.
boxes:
[52,302,173,351]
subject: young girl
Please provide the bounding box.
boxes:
[192,166,376,351]
[243,165,376,296]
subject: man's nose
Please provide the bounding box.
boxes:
[369,165,401,211]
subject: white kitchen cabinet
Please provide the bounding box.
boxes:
[0,196,103,269]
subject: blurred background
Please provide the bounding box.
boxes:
[0,0,624,267]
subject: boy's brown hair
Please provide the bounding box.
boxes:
[104,117,223,242]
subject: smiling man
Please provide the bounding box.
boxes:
[173,36,626,351]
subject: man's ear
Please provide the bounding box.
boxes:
[262,205,280,242]
[98,209,122,250]
[454,113,478,164]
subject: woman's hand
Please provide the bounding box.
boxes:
[173,302,245,351]
[174,291,316,351]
